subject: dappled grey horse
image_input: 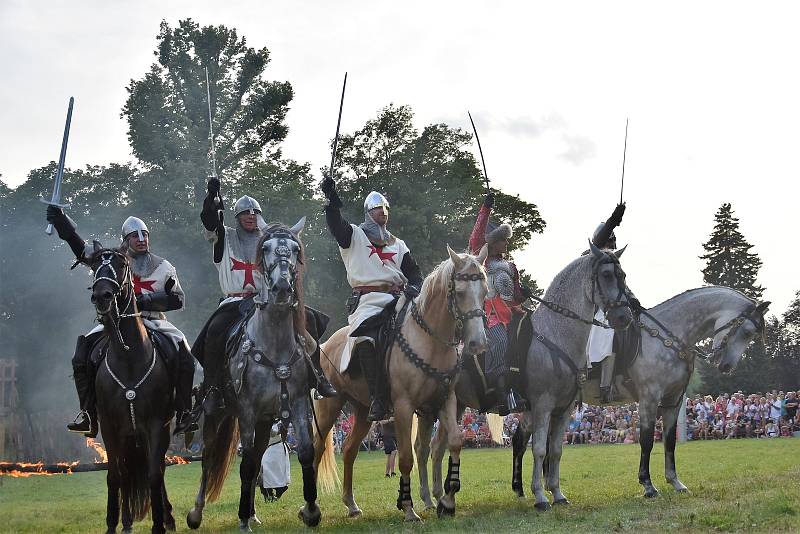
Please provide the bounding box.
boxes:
[511,243,633,510]
[620,287,770,497]
[187,219,322,531]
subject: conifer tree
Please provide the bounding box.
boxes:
[700,203,764,299]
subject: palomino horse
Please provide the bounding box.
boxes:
[315,245,489,521]
[510,243,633,510]
[622,287,769,497]
[187,219,322,531]
[88,245,176,534]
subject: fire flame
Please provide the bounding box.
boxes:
[1,460,79,478]
[166,455,189,465]
[86,438,108,463]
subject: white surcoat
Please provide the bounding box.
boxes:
[586,310,614,367]
[339,225,410,372]
[260,423,290,489]
[205,226,265,305]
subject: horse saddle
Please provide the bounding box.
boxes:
[349,295,401,367]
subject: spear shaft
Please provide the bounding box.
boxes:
[468,111,490,193]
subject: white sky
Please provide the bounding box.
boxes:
[1,1,797,314]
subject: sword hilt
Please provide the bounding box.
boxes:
[40,196,71,236]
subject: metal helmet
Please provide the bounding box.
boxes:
[121,216,149,241]
[364,191,390,216]
[233,195,263,217]
[593,222,616,248]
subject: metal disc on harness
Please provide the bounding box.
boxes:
[275,365,291,381]
[253,353,262,362]
[125,390,136,401]
[241,338,252,354]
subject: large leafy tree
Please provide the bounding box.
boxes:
[122,19,294,204]
[700,203,764,299]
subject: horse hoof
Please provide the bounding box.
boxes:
[151,526,166,534]
[553,498,570,506]
[643,489,660,499]
[347,508,363,518]
[403,513,422,522]
[164,516,176,531]
[436,501,455,518]
[534,501,551,512]
[299,505,322,527]
[676,487,689,494]
[186,509,202,530]
[239,519,252,532]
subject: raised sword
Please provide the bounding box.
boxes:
[41,97,74,235]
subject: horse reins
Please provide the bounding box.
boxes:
[91,250,141,351]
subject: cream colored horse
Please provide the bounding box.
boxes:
[315,245,488,521]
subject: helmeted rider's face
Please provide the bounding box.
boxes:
[125,232,149,254]
[489,238,507,257]
[368,207,388,226]
[238,212,259,232]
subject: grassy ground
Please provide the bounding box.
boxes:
[1,439,798,533]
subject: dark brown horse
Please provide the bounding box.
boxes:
[87,244,175,534]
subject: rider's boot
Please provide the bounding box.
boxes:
[358,343,388,422]
[308,344,337,398]
[600,354,616,404]
[67,335,99,438]
[495,374,525,417]
[174,343,199,435]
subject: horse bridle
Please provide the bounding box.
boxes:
[91,250,139,350]
[590,252,630,318]
[708,306,765,364]
[410,269,487,348]
[258,231,301,308]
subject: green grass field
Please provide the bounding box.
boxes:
[1,439,798,533]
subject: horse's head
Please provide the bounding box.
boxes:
[588,241,633,330]
[446,244,489,356]
[256,218,306,308]
[87,241,134,321]
[714,300,770,373]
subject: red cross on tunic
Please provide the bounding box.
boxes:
[367,244,397,264]
[230,257,259,290]
[132,275,156,296]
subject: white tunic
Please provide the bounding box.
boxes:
[204,226,265,303]
[260,424,290,489]
[339,225,410,372]
[88,258,188,349]
[586,310,614,367]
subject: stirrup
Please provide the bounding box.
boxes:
[67,410,97,438]
[367,399,388,422]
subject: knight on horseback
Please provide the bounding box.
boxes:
[468,192,532,415]
[46,207,197,437]
[585,202,628,403]
[321,176,423,422]
[193,177,336,415]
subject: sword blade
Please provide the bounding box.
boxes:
[620,118,629,204]
[328,72,347,179]
[468,111,490,192]
[205,67,217,178]
[45,97,74,235]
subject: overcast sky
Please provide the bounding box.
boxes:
[1,1,797,314]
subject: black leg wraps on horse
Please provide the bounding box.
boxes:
[396,477,413,511]
[358,342,388,422]
[68,334,99,437]
[444,457,461,494]
[301,464,318,505]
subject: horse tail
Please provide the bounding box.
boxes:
[487,413,505,445]
[411,413,419,469]
[123,435,151,522]
[205,415,240,503]
[316,427,340,494]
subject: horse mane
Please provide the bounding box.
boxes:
[255,222,307,334]
[538,254,593,305]
[648,286,756,309]
[417,258,455,314]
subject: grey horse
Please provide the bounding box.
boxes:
[512,242,633,510]
[622,286,769,497]
[187,219,322,531]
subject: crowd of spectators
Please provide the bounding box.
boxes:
[320,389,798,452]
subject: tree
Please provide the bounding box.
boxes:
[700,203,764,299]
[122,19,294,204]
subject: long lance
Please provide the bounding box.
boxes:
[41,97,74,235]
[468,111,491,193]
[328,72,347,181]
[205,67,221,209]
[619,118,629,204]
